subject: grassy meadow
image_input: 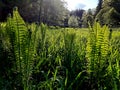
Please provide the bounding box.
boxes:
[0,8,120,90]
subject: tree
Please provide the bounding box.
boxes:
[70,9,85,27]
[42,0,68,26]
[0,0,68,26]
[68,15,79,28]
[95,0,120,27]
[110,0,120,26]
[82,9,94,27]
[87,9,94,25]
[95,0,103,16]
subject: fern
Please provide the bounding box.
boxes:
[86,21,110,89]
[6,7,38,90]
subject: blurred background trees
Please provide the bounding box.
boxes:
[0,0,120,27]
[68,15,79,27]
[0,0,68,26]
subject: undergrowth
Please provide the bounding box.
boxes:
[0,8,119,90]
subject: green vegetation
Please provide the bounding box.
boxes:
[95,0,120,26]
[0,0,68,25]
[0,7,120,90]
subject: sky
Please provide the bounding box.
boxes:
[64,0,98,11]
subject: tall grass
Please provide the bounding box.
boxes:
[0,8,119,90]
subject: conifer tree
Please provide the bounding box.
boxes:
[96,0,120,26]
[95,0,103,16]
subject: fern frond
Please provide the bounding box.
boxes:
[6,7,38,90]
[86,21,111,88]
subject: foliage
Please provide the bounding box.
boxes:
[0,9,120,90]
[82,9,94,27]
[87,22,110,89]
[0,0,68,26]
[95,0,103,16]
[68,15,79,27]
[95,0,120,26]
[70,9,85,27]
[5,7,38,89]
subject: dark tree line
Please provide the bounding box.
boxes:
[0,0,68,26]
[0,0,33,21]
[0,0,95,27]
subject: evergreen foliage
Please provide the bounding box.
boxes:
[96,0,120,26]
